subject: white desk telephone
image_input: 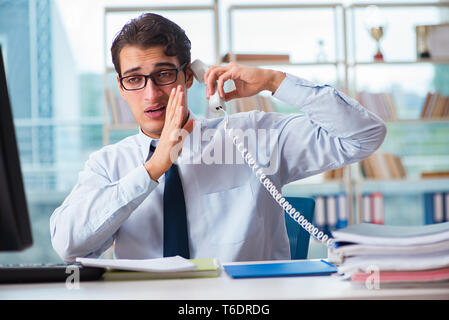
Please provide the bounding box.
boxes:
[190,59,335,249]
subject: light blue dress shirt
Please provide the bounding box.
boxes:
[50,73,386,262]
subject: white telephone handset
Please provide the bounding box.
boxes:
[190,59,226,113]
[190,59,335,249]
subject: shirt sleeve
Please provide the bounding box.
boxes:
[262,72,387,185]
[49,154,158,262]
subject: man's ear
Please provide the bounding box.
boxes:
[116,75,126,99]
[185,66,194,89]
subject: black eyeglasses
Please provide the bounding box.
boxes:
[119,63,187,91]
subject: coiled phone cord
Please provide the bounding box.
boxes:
[220,108,336,249]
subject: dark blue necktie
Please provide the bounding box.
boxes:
[149,144,190,258]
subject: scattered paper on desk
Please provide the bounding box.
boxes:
[76,255,197,272]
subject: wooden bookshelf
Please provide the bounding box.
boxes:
[346,1,449,224]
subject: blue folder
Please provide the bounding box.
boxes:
[224,260,337,279]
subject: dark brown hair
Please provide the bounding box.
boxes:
[111,13,191,75]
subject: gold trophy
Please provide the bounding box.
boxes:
[416,25,430,59]
[369,26,384,61]
[364,5,387,62]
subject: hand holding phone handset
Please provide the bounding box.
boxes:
[190,59,336,249]
[190,59,226,113]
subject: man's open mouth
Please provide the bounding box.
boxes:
[144,104,167,119]
[145,105,166,113]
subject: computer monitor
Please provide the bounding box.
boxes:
[0,45,33,251]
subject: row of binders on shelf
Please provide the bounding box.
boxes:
[313,193,349,237]
[424,191,449,225]
[330,221,449,286]
[361,192,384,225]
[421,92,449,119]
[360,152,406,180]
[105,88,135,124]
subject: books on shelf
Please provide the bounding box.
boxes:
[323,166,345,180]
[354,90,449,121]
[221,53,290,64]
[313,193,349,236]
[361,192,384,225]
[357,92,398,121]
[331,222,449,285]
[360,152,406,180]
[424,191,449,225]
[227,94,275,113]
[105,88,136,124]
[420,92,449,119]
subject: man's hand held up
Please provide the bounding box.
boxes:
[144,85,194,182]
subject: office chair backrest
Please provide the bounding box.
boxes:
[284,197,315,260]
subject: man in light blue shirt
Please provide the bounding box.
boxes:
[50,13,386,262]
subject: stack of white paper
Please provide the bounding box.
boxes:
[76,255,197,272]
[331,222,449,284]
